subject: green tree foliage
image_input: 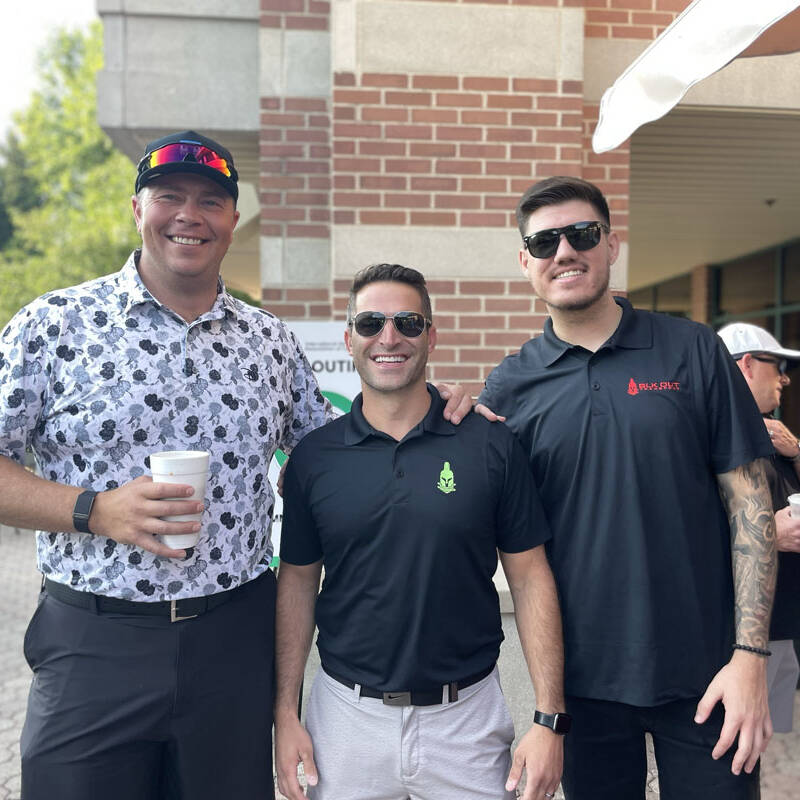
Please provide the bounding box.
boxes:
[0,23,139,327]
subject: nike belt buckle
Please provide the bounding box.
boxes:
[170,599,198,623]
[382,691,412,706]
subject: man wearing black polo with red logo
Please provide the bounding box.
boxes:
[275,263,567,800]
[477,177,777,800]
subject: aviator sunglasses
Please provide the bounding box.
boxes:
[351,311,431,338]
[137,141,233,178]
[522,221,610,259]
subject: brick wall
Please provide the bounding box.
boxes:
[333,73,583,227]
[585,0,689,38]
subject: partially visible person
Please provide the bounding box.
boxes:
[275,263,566,800]
[719,321,800,733]
[477,176,777,799]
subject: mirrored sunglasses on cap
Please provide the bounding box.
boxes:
[351,311,431,338]
[523,221,610,259]
[137,141,232,178]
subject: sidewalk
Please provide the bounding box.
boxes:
[1,526,797,799]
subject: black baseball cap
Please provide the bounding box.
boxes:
[135,130,239,202]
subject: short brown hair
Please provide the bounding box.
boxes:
[516,176,610,236]
[346,263,433,324]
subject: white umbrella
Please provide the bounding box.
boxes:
[592,0,800,154]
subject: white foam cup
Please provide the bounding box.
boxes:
[789,493,800,519]
[149,450,210,549]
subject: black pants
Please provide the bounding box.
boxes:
[20,571,276,800]
[562,694,760,800]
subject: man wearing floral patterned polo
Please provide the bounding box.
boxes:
[0,131,471,800]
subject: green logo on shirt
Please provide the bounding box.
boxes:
[437,461,456,494]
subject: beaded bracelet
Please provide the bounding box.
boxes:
[733,643,772,657]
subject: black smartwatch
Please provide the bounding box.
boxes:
[72,490,98,534]
[533,709,572,735]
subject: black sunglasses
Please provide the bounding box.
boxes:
[522,221,610,259]
[351,311,431,338]
[750,355,788,375]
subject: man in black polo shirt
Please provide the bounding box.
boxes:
[477,177,777,800]
[274,263,566,800]
[718,321,800,734]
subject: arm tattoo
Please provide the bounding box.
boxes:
[716,458,777,649]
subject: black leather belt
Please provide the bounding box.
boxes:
[44,578,241,623]
[323,662,495,706]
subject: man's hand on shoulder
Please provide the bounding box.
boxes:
[274,711,318,800]
[694,649,772,775]
[90,476,205,559]
[506,723,563,800]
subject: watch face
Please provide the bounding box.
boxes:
[553,713,572,734]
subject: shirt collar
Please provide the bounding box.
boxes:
[537,296,653,366]
[344,384,457,445]
[118,249,237,321]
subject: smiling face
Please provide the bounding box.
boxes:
[345,280,436,397]
[132,173,239,297]
[519,199,619,313]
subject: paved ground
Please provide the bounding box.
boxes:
[1,525,797,799]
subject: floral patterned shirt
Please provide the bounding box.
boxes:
[0,251,332,600]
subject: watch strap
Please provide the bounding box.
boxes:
[533,709,572,735]
[73,490,98,534]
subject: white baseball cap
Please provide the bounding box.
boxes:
[717,322,800,361]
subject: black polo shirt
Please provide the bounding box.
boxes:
[762,442,800,641]
[280,385,550,691]
[479,297,773,706]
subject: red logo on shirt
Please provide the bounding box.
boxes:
[627,378,681,394]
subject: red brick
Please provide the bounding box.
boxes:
[435,160,482,175]
[385,91,433,106]
[410,211,457,226]
[411,177,457,190]
[429,365,482,380]
[586,9,630,24]
[426,279,457,294]
[259,14,281,27]
[385,193,431,208]
[333,123,382,138]
[484,195,513,210]
[285,97,327,111]
[286,192,328,205]
[485,332,530,348]
[436,92,483,108]
[261,112,305,126]
[486,161,533,176]
[632,11,674,24]
[485,298,533,312]
[610,0,654,8]
[460,213,508,227]
[533,162,582,177]
[460,280,507,295]
[333,279,352,292]
[333,140,355,155]
[308,209,330,222]
[559,146,582,161]
[611,25,654,38]
[260,144,304,157]
[334,157,381,171]
[334,210,355,223]
[462,178,507,192]
[509,145,557,159]
[333,191,381,207]
[460,348,508,362]
[655,0,689,10]
[463,77,509,91]
[413,75,459,90]
[359,210,406,224]
[459,313,507,328]
[412,109,458,123]
[585,25,610,37]
[410,142,457,157]
[459,144,506,158]
[385,159,432,173]
[288,223,329,236]
[309,145,331,158]
[308,0,329,13]
[262,207,307,221]
[362,107,409,122]
[309,115,330,128]
[267,303,307,316]
[434,297,482,312]
[309,177,332,190]
[285,288,330,301]
[362,73,408,87]
[286,129,328,143]
[334,72,356,86]
[437,331,480,346]
[386,124,434,139]
[434,194,481,210]
[261,0,303,12]
[261,97,281,109]
[508,314,548,330]
[536,96,583,110]
[261,176,304,189]
[436,126,483,141]
[334,106,356,120]
[537,129,582,144]
[487,94,533,109]
[512,78,558,93]
[461,110,508,125]
[487,128,533,143]
[561,80,583,94]
[429,348,456,363]
[334,88,382,104]
[361,176,407,190]
[308,304,332,317]
[260,192,283,205]
[260,223,282,236]
[359,141,407,156]
[286,16,328,29]
[510,111,559,126]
